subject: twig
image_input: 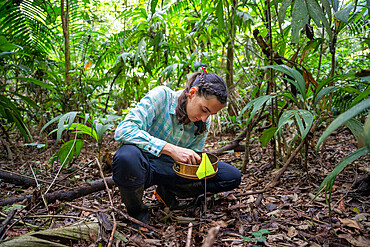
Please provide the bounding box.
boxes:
[96,158,116,247]
[234,189,268,197]
[202,226,220,247]
[25,215,84,220]
[0,210,15,240]
[65,202,109,213]
[29,164,48,210]
[185,222,193,247]
[111,207,163,236]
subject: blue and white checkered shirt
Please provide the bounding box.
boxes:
[114,86,210,156]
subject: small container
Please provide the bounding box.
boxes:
[173,152,219,180]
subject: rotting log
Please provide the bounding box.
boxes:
[0,177,115,206]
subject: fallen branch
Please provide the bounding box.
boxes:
[185,222,193,247]
[0,177,115,206]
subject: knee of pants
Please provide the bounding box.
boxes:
[112,145,148,187]
[205,162,241,193]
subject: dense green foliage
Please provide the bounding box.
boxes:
[0,0,369,204]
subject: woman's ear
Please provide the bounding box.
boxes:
[188,87,198,98]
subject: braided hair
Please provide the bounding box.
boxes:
[176,72,228,135]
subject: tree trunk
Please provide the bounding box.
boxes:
[61,0,71,110]
[226,0,237,116]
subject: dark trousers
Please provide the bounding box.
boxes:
[112,145,241,193]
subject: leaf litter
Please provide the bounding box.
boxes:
[0,129,369,246]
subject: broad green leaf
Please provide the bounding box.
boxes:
[55,112,79,142]
[314,86,338,105]
[100,115,121,125]
[240,236,253,241]
[345,118,364,147]
[332,0,339,12]
[150,0,158,14]
[14,94,38,109]
[350,86,370,108]
[10,77,54,91]
[306,0,332,39]
[277,110,314,140]
[69,123,98,143]
[364,117,370,149]
[291,0,309,43]
[306,0,323,27]
[260,127,278,147]
[263,65,306,98]
[316,74,356,95]
[316,98,370,150]
[40,115,62,135]
[134,38,147,65]
[216,0,225,32]
[0,36,19,51]
[95,123,114,143]
[278,0,292,24]
[258,229,270,234]
[238,95,279,126]
[316,146,369,198]
[320,0,332,21]
[334,5,354,23]
[117,52,131,63]
[55,139,84,167]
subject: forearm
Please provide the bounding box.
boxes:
[160,143,176,156]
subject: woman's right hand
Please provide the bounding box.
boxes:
[160,143,201,165]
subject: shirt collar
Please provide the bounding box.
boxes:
[170,89,183,115]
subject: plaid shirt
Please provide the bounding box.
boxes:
[114,86,210,156]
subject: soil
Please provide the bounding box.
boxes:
[0,127,369,246]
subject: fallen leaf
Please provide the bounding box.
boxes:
[265,203,277,212]
[354,213,369,221]
[339,218,362,230]
[338,234,370,247]
[209,220,228,228]
[337,199,345,212]
[246,195,255,203]
[298,224,311,230]
[287,226,298,238]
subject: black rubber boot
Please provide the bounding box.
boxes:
[154,182,205,210]
[119,185,150,225]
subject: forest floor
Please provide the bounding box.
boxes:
[0,127,369,246]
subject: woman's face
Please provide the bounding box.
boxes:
[186,87,225,123]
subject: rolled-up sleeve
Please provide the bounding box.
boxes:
[114,87,168,156]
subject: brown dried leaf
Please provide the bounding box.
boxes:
[209,220,228,228]
[338,234,370,247]
[287,226,298,238]
[339,218,362,230]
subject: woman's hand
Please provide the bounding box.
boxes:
[160,143,201,164]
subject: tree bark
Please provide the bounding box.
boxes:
[0,177,115,206]
[61,0,71,110]
[226,0,237,116]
